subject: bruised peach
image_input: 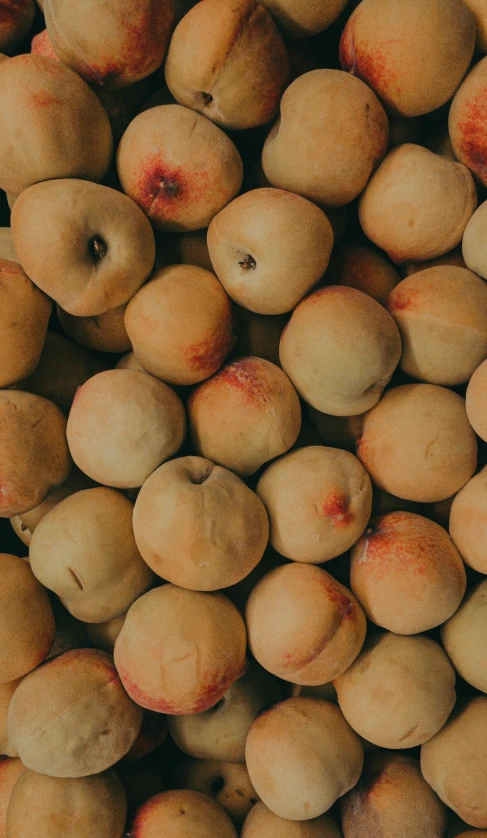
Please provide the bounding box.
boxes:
[128,790,237,838]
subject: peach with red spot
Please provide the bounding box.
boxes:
[31,28,58,60]
[450,58,487,186]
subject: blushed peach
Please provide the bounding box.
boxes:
[356,384,477,502]
[7,649,143,777]
[339,0,475,116]
[0,0,34,53]
[246,563,366,685]
[466,358,487,440]
[133,456,268,591]
[171,759,258,827]
[0,757,25,838]
[256,445,372,563]
[187,356,301,476]
[128,790,237,838]
[245,697,363,820]
[334,632,456,749]
[340,751,448,838]
[164,0,289,130]
[114,585,247,714]
[279,286,401,416]
[441,580,487,694]
[0,680,21,756]
[450,57,487,186]
[117,105,243,232]
[242,803,342,837]
[358,145,477,264]
[449,468,487,573]
[350,511,466,634]
[124,265,235,385]
[262,70,388,207]
[324,242,400,306]
[233,309,288,367]
[259,0,348,37]
[31,27,57,59]
[57,304,132,354]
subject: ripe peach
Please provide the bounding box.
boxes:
[356,384,477,502]
[0,757,25,838]
[466,358,487,440]
[0,679,21,756]
[115,352,146,374]
[324,242,400,306]
[117,105,243,231]
[171,759,258,827]
[350,511,466,634]
[128,790,237,838]
[0,228,18,263]
[441,580,487,694]
[403,246,467,276]
[449,468,487,573]
[114,585,247,714]
[259,0,348,37]
[464,0,487,53]
[246,563,366,685]
[14,466,95,543]
[242,803,342,837]
[57,305,132,354]
[187,356,302,476]
[0,0,34,54]
[450,57,487,186]
[463,200,487,279]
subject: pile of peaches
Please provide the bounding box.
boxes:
[2,0,487,835]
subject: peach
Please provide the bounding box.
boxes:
[463,200,487,279]
[124,265,235,385]
[133,456,268,590]
[233,309,288,367]
[0,0,34,54]
[0,228,18,263]
[421,697,487,828]
[356,384,477,502]
[0,552,54,683]
[449,468,487,573]
[117,105,243,232]
[262,70,388,207]
[358,145,477,264]
[334,632,456,749]
[464,0,487,53]
[441,580,487,693]
[0,55,112,195]
[449,57,487,186]
[0,757,25,838]
[7,648,143,777]
[6,768,127,838]
[67,370,186,489]
[466,358,487,440]
[259,0,348,37]
[256,445,372,563]
[339,0,475,116]
[187,356,302,476]
[11,179,156,317]
[115,352,146,374]
[164,0,289,130]
[45,600,88,662]
[171,759,258,827]
[31,27,58,60]
[279,286,401,416]
[242,802,342,837]
[403,247,467,276]
[29,487,154,623]
[113,585,247,714]
[340,751,448,838]
[0,259,51,388]
[57,304,131,354]
[85,614,126,654]
[245,697,363,820]
[207,189,333,315]
[0,680,21,756]
[224,548,285,616]
[128,790,237,838]
[246,563,366,685]
[167,661,282,763]
[350,511,466,634]
[324,242,400,306]
[387,266,487,385]
[15,466,95,541]
[45,0,173,88]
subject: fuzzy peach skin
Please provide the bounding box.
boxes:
[421,697,487,828]
[441,580,487,694]
[350,511,466,635]
[246,563,366,686]
[0,259,51,388]
[0,0,34,53]
[29,487,154,624]
[45,0,173,89]
[233,309,288,367]
[387,267,487,385]
[262,70,388,207]
[85,614,126,654]
[0,390,72,518]
[164,0,289,130]
[449,468,487,573]
[340,751,448,838]
[11,179,156,317]
[57,304,131,354]
[0,679,21,756]
[339,0,475,116]
[242,802,342,837]
[115,352,146,374]
[114,585,247,714]
[449,58,487,187]
[207,188,334,315]
[167,661,282,763]
[171,759,258,828]
[6,768,127,838]
[31,27,58,59]
[128,790,237,838]
[245,697,363,820]
[0,757,25,838]
[463,201,487,279]
[188,356,301,476]
[7,649,143,778]
[279,286,401,416]
[356,384,477,503]
[466,358,487,441]
[67,370,186,489]
[333,632,456,749]
[324,242,400,306]
[124,265,235,385]
[0,55,113,195]
[358,145,477,264]
[117,105,243,232]
[133,457,268,591]
[256,445,372,563]
[260,0,347,37]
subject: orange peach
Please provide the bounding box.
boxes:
[128,790,237,838]
[441,579,487,694]
[324,242,400,306]
[242,803,342,837]
[463,200,487,280]
[171,759,258,828]
[450,57,487,186]
[15,466,95,542]
[466,358,487,440]
[0,757,26,838]
[259,0,348,37]
[449,468,487,573]
[58,305,131,354]
[0,680,21,756]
